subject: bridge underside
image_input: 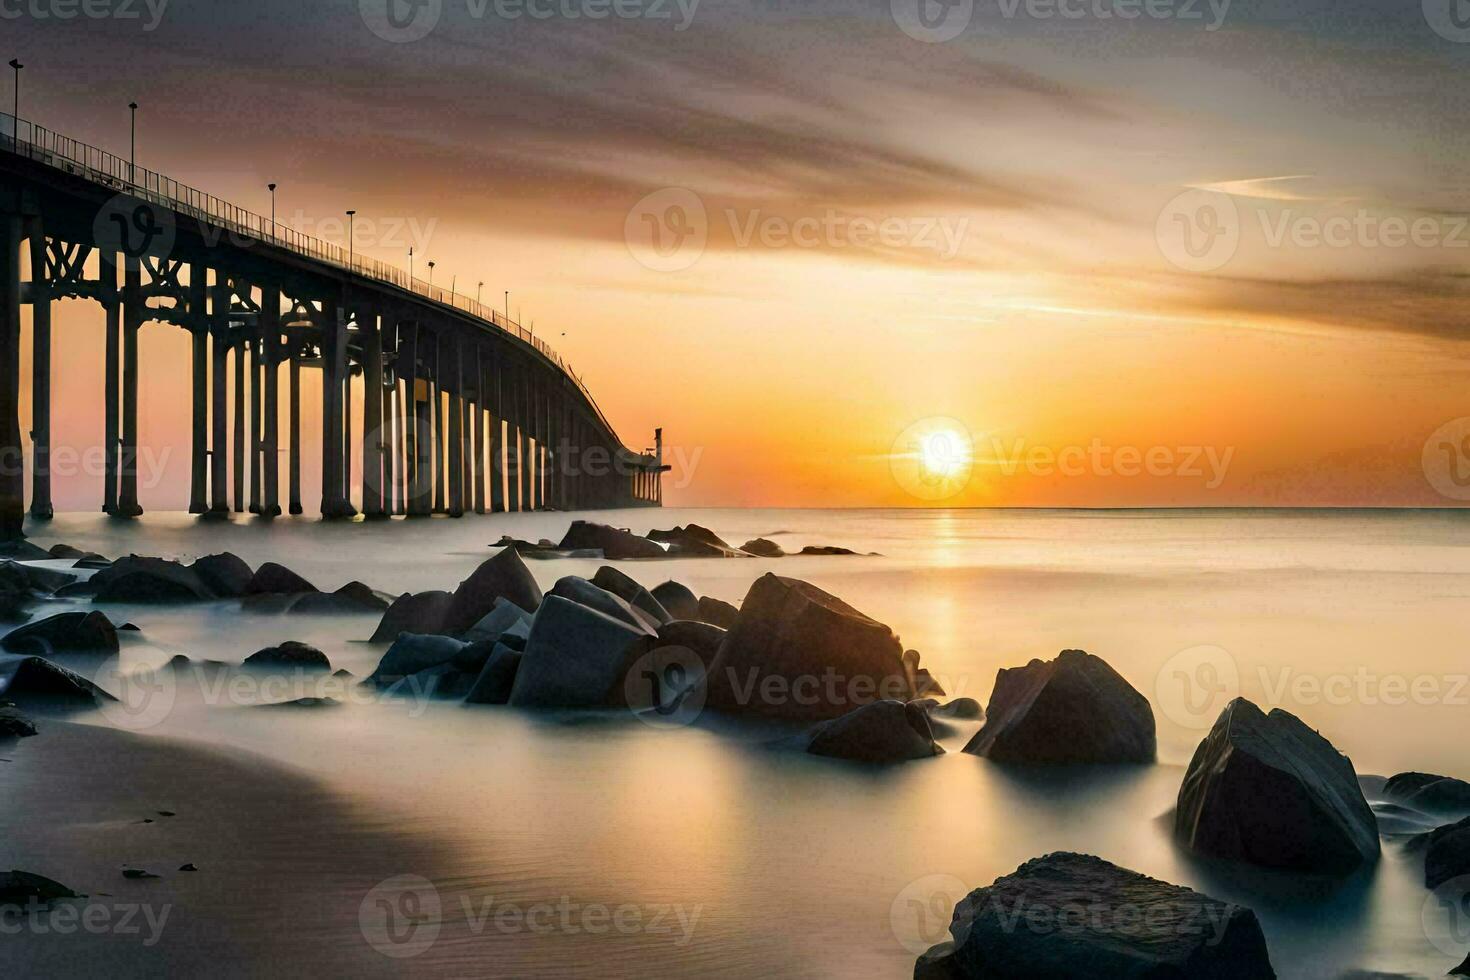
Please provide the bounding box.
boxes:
[0,153,662,538]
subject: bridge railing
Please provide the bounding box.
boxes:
[0,112,637,453]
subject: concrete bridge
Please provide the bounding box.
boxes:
[0,114,665,539]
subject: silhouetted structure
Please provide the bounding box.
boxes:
[0,115,664,538]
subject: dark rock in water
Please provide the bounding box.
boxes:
[933,698,983,721]
[0,560,76,594]
[913,942,961,980]
[1384,772,1470,816]
[48,544,95,560]
[1424,816,1470,889]
[178,863,198,872]
[368,634,468,686]
[963,650,1155,765]
[247,562,318,595]
[0,869,80,904]
[90,556,214,603]
[666,537,749,558]
[694,595,739,630]
[191,553,254,598]
[0,541,53,561]
[655,621,727,665]
[0,654,114,707]
[370,590,453,643]
[118,623,140,632]
[121,869,158,880]
[799,545,859,556]
[0,705,37,738]
[464,643,523,705]
[591,566,672,625]
[441,548,544,634]
[558,521,667,560]
[650,580,699,621]
[242,641,331,672]
[256,696,341,709]
[451,639,498,675]
[913,668,946,698]
[288,582,395,615]
[333,581,395,611]
[509,596,654,708]
[406,663,477,699]
[1454,953,1470,977]
[0,593,31,624]
[647,523,733,550]
[549,576,661,632]
[462,599,533,644]
[2,611,120,656]
[1370,802,1441,836]
[741,538,785,558]
[332,668,354,679]
[1176,698,1378,875]
[936,853,1275,979]
[803,700,943,763]
[705,574,913,721]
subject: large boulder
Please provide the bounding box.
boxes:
[1,612,120,656]
[247,562,318,595]
[802,700,942,763]
[705,574,912,721]
[1424,816,1470,890]
[655,620,726,666]
[367,634,468,687]
[695,595,739,629]
[464,643,524,705]
[558,521,667,560]
[0,654,114,708]
[0,561,75,594]
[288,582,396,615]
[440,548,544,634]
[0,870,80,905]
[650,580,699,621]
[90,556,215,602]
[462,598,534,644]
[548,576,661,632]
[962,650,1155,765]
[509,596,654,708]
[647,523,732,550]
[741,538,785,558]
[0,706,37,738]
[370,591,453,642]
[191,553,254,598]
[929,853,1275,979]
[1384,772,1470,817]
[1175,698,1379,875]
[591,566,672,625]
[242,641,331,672]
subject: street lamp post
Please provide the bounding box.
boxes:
[346,210,356,269]
[268,183,277,231]
[408,246,414,284]
[476,281,483,306]
[428,261,436,291]
[128,101,138,185]
[504,290,508,321]
[7,60,20,133]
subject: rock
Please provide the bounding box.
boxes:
[800,545,860,556]
[370,590,453,642]
[1175,698,1379,875]
[1454,953,1470,977]
[179,863,198,872]
[913,668,946,698]
[0,705,37,738]
[647,523,733,550]
[1424,816,1470,889]
[509,596,654,708]
[803,700,942,763]
[558,521,667,560]
[705,574,913,721]
[665,538,748,559]
[48,544,99,561]
[650,581,699,620]
[288,582,395,615]
[655,621,727,665]
[407,663,478,699]
[90,556,215,602]
[0,593,31,624]
[462,598,533,644]
[242,641,331,672]
[121,869,158,880]
[464,643,523,705]
[1370,802,1440,836]
[332,581,395,611]
[256,696,341,709]
[1,611,120,656]
[191,553,254,598]
[441,548,544,633]
[0,560,76,594]
[246,562,318,595]
[591,566,672,625]
[451,639,498,675]
[935,853,1275,979]
[548,576,661,632]
[1384,772,1470,816]
[914,943,961,980]
[0,870,80,905]
[741,538,785,558]
[0,654,114,707]
[694,595,739,629]
[0,541,53,561]
[933,698,983,721]
[368,634,468,687]
[962,650,1155,765]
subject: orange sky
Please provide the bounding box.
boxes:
[11,2,1470,510]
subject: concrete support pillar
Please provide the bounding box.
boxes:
[102,252,120,515]
[289,345,302,514]
[210,318,228,514]
[232,335,245,513]
[117,256,143,517]
[516,372,531,511]
[0,215,22,539]
[25,219,50,519]
[488,359,504,514]
[320,305,352,518]
[248,337,261,513]
[472,347,486,515]
[262,286,281,517]
[188,266,208,514]
[363,316,384,518]
[448,336,464,518]
[343,365,353,512]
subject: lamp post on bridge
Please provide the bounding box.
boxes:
[504,290,508,321]
[7,60,20,131]
[128,101,138,185]
[346,210,356,270]
[408,246,414,284]
[476,281,483,306]
[268,183,277,231]
[428,260,435,291]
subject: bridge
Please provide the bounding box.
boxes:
[0,113,665,540]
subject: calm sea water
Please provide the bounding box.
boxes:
[12,507,1470,978]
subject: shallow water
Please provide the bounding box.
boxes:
[12,507,1470,977]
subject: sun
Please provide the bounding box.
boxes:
[889,418,975,502]
[919,428,970,478]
